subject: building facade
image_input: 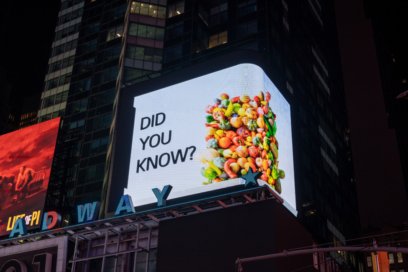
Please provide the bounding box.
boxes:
[0,67,12,135]
[35,0,361,269]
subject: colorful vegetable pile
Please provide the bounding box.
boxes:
[196,92,285,194]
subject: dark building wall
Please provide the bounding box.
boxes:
[334,0,408,228]
[156,200,314,272]
[0,68,11,135]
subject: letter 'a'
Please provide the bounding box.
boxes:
[9,218,27,238]
[115,195,135,216]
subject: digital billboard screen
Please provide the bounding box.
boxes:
[0,118,60,236]
[116,63,296,214]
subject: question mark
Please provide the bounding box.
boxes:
[188,146,196,160]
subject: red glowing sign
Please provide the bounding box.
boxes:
[0,118,60,236]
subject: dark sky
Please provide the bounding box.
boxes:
[0,0,60,115]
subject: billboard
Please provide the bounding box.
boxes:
[0,118,60,236]
[115,63,296,214]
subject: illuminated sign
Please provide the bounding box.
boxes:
[121,64,296,213]
[0,118,60,236]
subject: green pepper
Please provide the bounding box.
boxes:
[263,115,275,137]
[206,115,215,123]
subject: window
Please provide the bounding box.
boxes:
[397,253,403,263]
[104,45,122,61]
[110,5,126,20]
[209,31,227,48]
[69,119,85,131]
[46,78,59,90]
[238,0,257,17]
[210,11,227,26]
[128,23,164,40]
[53,44,66,56]
[237,20,257,38]
[126,44,162,63]
[101,67,118,83]
[389,253,395,264]
[97,89,115,106]
[130,2,166,19]
[89,138,109,156]
[62,0,84,10]
[84,164,105,183]
[123,68,150,82]
[73,98,88,114]
[59,8,83,24]
[83,39,97,53]
[76,78,92,93]
[164,44,182,62]
[62,56,75,68]
[198,5,209,24]
[166,22,183,39]
[366,256,372,267]
[79,58,95,73]
[94,112,112,131]
[39,113,52,123]
[55,23,80,41]
[55,91,69,104]
[168,1,184,18]
[59,73,72,86]
[52,39,78,57]
[49,60,62,73]
[107,25,124,41]
[85,22,100,36]
[400,270,405,272]
[65,39,78,51]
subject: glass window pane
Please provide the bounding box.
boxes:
[155,28,164,40]
[129,23,138,36]
[140,3,149,15]
[158,7,166,19]
[176,2,184,14]
[149,5,158,17]
[173,45,182,60]
[131,2,140,13]
[135,46,145,60]
[146,26,156,39]
[144,47,154,61]
[137,25,147,37]
[153,49,163,63]
[168,6,175,18]
[219,31,227,45]
[86,166,96,182]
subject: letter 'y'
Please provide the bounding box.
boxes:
[152,185,173,207]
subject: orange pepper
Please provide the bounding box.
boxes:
[225,130,237,139]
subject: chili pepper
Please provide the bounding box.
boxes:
[206,115,215,123]
[209,161,222,176]
[213,111,225,121]
[262,159,269,171]
[261,172,268,181]
[265,92,271,101]
[261,149,267,159]
[205,135,214,141]
[263,115,274,137]
[224,159,238,179]
[225,101,234,117]
[231,96,240,103]
[205,123,220,129]
[229,145,238,152]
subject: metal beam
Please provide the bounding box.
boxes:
[236,246,408,265]
[192,205,204,213]
[169,210,182,217]
[147,214,160,223]
[216,200,228,208]
[243,195,254,203]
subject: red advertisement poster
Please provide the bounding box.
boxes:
[0,118,60,236]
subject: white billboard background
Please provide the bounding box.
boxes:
[125,64,296,213]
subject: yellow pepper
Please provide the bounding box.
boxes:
[209,161,222,176]
[246,136,252,142]
[215,130,224,137]
[213,108,226,113]
[225,102,234,117]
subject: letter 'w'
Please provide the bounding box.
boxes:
[77,201,101,223]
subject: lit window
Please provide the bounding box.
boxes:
[209,31,228,48]
[367,256,372,267]
[131,2,166,19]
[107,25,124,41]
[389,253,395,264]
[397,253,403,263]
[168,1,184,18]
[128,23,164,40]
